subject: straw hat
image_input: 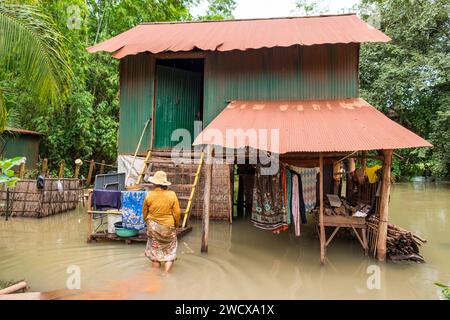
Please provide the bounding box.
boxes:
[147,170,171,186]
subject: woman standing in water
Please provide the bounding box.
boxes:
[142,171,181,274]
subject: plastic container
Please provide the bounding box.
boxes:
[114,222,139,238]
[107,214,122,234]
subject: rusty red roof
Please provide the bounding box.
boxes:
[87,14,390,58]
[193,99,432,154]
[5,127,43,136]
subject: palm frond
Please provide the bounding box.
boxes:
[0,0,72,107]
[0,87,6,133]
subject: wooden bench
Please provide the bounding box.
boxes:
[313,214,368,255]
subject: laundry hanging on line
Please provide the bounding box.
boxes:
[289,166,319,212]
[251,163,288,231]
[121,191,147,230]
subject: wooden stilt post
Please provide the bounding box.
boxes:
[99,160,105,175]
[201,145,212,253]
[58,160,65,178]
[87,191,93,243]
[19,162,25,179]
[86,160,95,186]
[74,159,82,179]
[319,153,326,265]
[41,158,48,177]
[376,149,393,261]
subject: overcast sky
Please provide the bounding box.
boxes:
[192,0,361,19]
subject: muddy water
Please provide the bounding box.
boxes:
[0,182,448,299]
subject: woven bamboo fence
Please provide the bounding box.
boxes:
[191,162,233,220]
[0,178,81,218]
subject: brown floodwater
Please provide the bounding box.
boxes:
[0,182,449,299]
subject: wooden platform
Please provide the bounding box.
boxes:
[87,226,192,244]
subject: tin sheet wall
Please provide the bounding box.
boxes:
[203,43,359,125]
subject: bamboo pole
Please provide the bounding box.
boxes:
[376,149,393,261]
[125,119,150,185]
[58,160,65,178]
[99,160,105,174]
[41,158,48,176]
[0,281,27,295]
[319,153,326,265]
[86,160,95,186]
[201,145,212,253]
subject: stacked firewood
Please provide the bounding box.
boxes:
[315,198,370,217]
[367,216,427,263]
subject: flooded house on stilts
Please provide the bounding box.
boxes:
[88,14,431,264]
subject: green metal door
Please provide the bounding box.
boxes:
[154,65,202,149]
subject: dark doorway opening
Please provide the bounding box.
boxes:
[153,58,204,150]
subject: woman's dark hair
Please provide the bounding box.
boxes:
[156,184,168,190]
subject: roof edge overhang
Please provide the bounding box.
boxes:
[87,13,391,59]
[192,99,432,155]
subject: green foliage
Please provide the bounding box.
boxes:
[0,156,25,187]
[359,0,450,178]
[434,282,450,300]
[295,0,329,15]
[197,0,236,20]
[0,0,73,130]
[2,0,197,172]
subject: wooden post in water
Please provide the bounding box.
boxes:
[58,160,65,178]
[74,159,82,179]
[19,162,25,179]
[319,153,326,265]
[86,160,95,186]
[99,160,105,175]
[41,158,48,176]
[376,149,393,261]
[201,145,212,253]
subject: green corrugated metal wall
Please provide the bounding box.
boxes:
[118,53,154,154]
[118,43,358,153]
[154,65,202,149]
[203,43,359,125]
[1,133,41,169]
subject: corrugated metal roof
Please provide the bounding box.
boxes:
[87,14,390,58]
[4,127,43,136]
[193,99,432,153]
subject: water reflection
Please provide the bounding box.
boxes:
[0,182,448,299]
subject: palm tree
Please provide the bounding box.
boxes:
[0,0,72,130]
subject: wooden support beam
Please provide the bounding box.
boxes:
[99,160,105,174]
[376,149,393,261]
[361,151,368,174]
[86,160,95,186]
[58,160,65,178]
[74,159,82,179]
[319,153,326,265]
[41,158,48,176]
[201,145,212,253]
[19,162,25,179]
[87,191,93,242]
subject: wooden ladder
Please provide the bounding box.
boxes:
[181,150,204,228]
[136,150,152,185]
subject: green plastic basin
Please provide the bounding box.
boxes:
[114,222,139,238]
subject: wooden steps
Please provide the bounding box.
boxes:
[138,149,204,228]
